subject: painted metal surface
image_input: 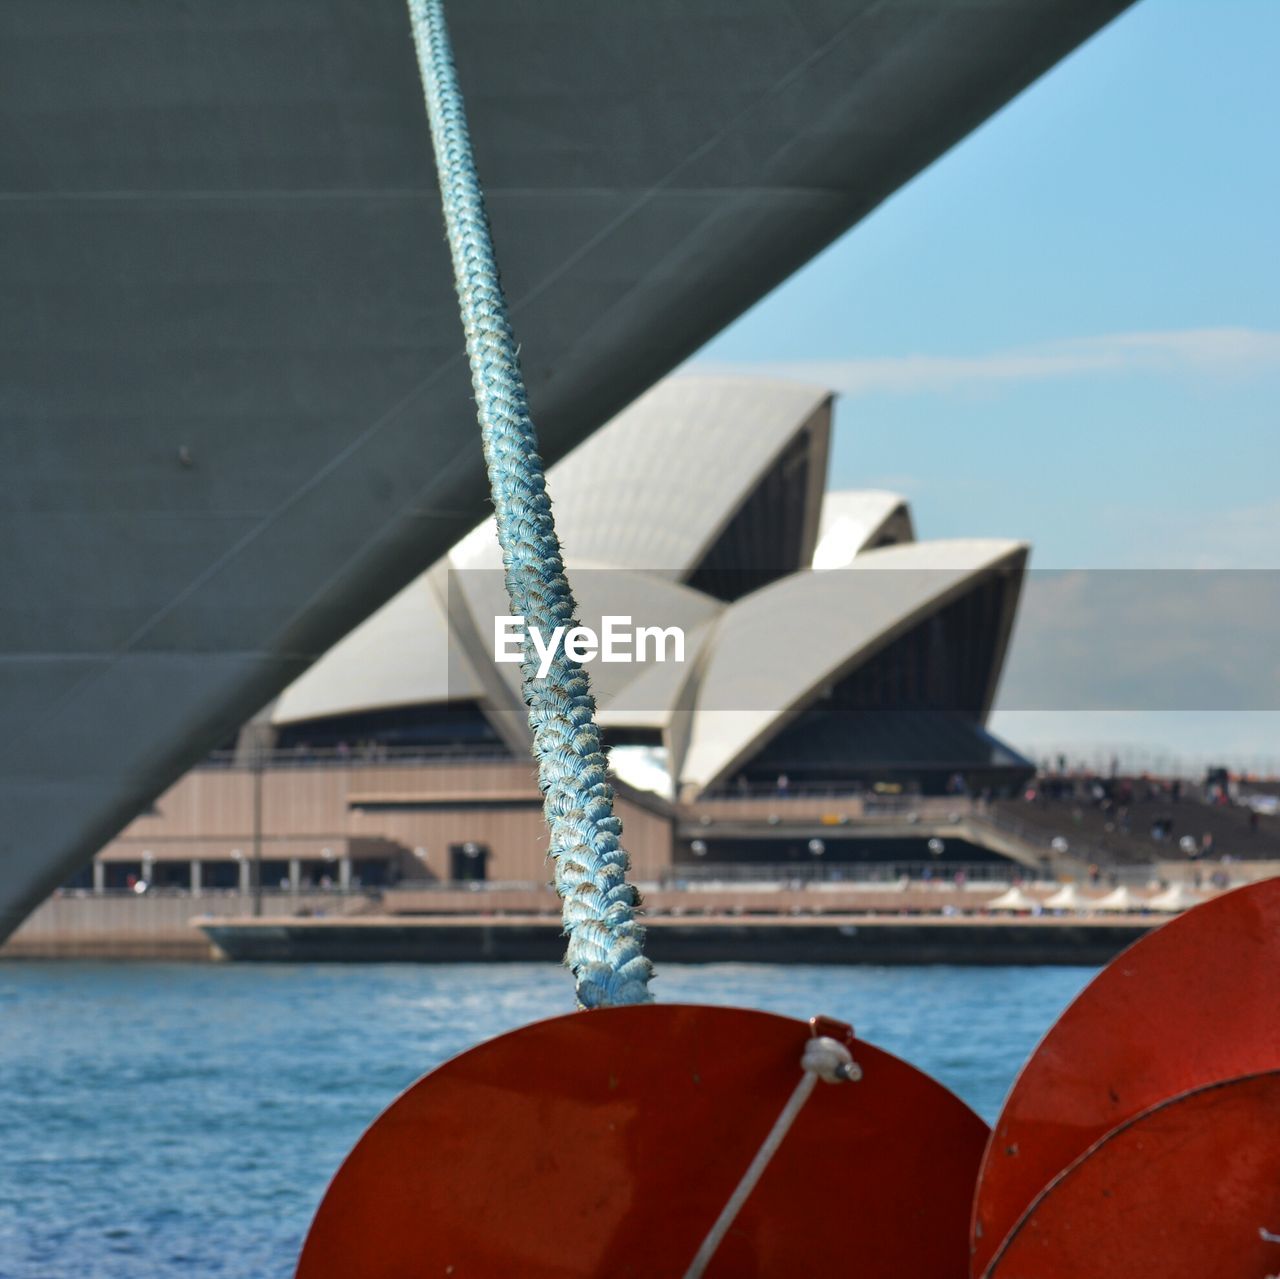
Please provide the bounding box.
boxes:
[982,1071,1280,1278]
[0,0,1137,944]
[297,1003,987,1278]
[971,878,1280,1275]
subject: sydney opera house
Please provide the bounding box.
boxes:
[81,375,1034,892]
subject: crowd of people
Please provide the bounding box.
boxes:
[1020,757,1274,861]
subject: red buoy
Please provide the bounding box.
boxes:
[297,1004,987,1278]
[971,878,1280,1275]
[982,1071,1280,1278]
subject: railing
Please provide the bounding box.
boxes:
[976,805,1113,864]
[1020,745,1280,782]
[54,885,382,900]
[386,879,550,893]
[196,745,518,771]
[658,860,1052,886]
[679,794,979,822]
[699,782,924,802]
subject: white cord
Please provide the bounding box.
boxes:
[682,1036,860,1278]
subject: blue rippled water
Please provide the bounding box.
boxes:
[0,962,1093,1277]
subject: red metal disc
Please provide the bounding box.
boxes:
[971,878,1280,1276]
[982,1070,1280,1279]
[297,1003,987,1278]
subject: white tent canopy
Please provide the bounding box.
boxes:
[1044,882,1090,911]
[1148,882,1202,913]
[987,885,1039,912]
[1092,885,1143,913]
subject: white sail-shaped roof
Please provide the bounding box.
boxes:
[272,576,481,724]
[279,374,822,738]
[540,375,832,578]
[450,561,725,723]
[678,539,1028,792]
[267,377,1031,803]
[812,490,914,568]
[276,552,725,745]
[450,375,832,578]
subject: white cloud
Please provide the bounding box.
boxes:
[995,570,1280,711]
[1088,498,1280,570]
[699,328,1280,396]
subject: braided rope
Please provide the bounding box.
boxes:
[406,0,652,1008]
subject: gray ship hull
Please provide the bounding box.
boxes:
[1,0,1133,938]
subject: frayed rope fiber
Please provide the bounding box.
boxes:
[406,0,652,1008]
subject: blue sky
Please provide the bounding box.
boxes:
[692,0,1279,765]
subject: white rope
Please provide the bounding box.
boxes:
[682,1036,861,1279]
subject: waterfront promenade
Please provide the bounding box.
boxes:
[6,869,1273,963]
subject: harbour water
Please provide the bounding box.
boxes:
[0,962,1093,1278]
